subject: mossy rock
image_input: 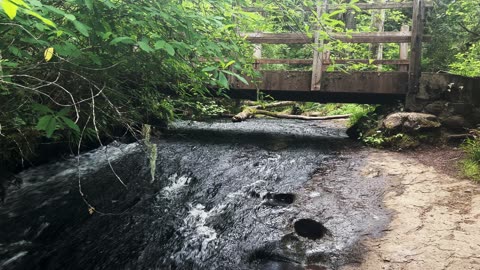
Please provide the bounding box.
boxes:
[383,112,441,133]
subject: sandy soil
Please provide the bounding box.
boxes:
[343,149,480,270]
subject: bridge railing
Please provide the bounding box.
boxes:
[237,0,430,104]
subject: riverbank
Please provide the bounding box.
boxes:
[344,148,480,270]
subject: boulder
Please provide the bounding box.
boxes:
[383,112,441,132]
[440,115,467,130]
[424,101,446,115]
[449,103,472,116]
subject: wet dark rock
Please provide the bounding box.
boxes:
[449,102,472,115]
[440,115,468,130]
[263,192,296,206]
[273,193,295,205]
[294,219,328,240]
[424,101,446,115]
[259,261,305,270]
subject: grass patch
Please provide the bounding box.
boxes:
[300,103,376,127]
[460,159,480,180]
[460,138,480,181]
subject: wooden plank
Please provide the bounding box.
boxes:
[311,0,328,91]
[399,25,409,72]
[253,44,262,70]
[337,1,433,10]
[255,58,313,65]
[331,32,413,43]
[230,71,408,94]
[406,0,425,110]
[241,32,430,44]
[323,72,408,94]
[203,58,409,65]
[241,32,311,44]
[241,1,433,12]
[254,58,409,65]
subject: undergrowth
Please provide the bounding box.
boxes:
[460,138,480,181]
[300,103,377,127]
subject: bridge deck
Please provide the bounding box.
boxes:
[227,72,480,104]
[228,71,408,103]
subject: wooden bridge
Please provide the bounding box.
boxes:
[228,0,432,106]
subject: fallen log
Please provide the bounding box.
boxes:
[255,110,351,120]
[232,101,297,122]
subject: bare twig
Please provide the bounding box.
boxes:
[90,86,128,188]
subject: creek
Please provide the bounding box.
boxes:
[0,119,390,270]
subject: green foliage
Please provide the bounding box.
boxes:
[33,104,79,138]
[460,138,480,181]
[0,0,256,168]
[462,137,480,161]
[424,0,480,75]
[300,103,375,127]
[449,44,480,77]
[460,159,480,181]
[173,98,228,119]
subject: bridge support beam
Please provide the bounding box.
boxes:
[311,0,328,91]
[406,0,425,110]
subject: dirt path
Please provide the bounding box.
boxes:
[343,150,480,270]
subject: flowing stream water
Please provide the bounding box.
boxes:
[0,119,390,270]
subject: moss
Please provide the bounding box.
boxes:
[389,134,420,149]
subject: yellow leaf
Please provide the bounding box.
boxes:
[1,0,18,20]
[44,47,54,62]
[88,207,95,215]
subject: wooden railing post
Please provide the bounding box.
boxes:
[406,0,425,110]
[399,25,409,72]
[253,44,262,70]
[311,0,328,91]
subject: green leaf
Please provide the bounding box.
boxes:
[2,61,18,67]
[154,40,165,49]
[64,14,76,21]
[163,43,175,56]
[44,5,66,16]
[8,46,22,57]
[224,60,235,68]
[45,117,57,138]
[73,20,90,37]
[36,115,52,130]
[28,0,42,7]
[11,0,29,8]
[218,72,229,88]
[36,114,57,138]
[59,116,80,133]
[138,39,154,52]
[85,0,93,10]
[155,40,174,55]
[110,36,135,45]
[57,107,70,117]
[202,66,217,72]
[26,10,56,27]
[32,103,53,114]
[2,0,18,20]
[54,42,81,57]
[223,70,248,85]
